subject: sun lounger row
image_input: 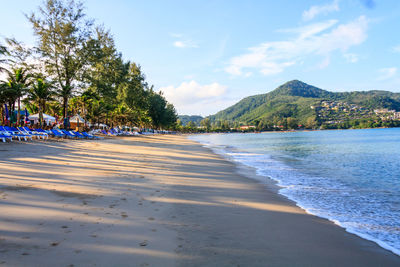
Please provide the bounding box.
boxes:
[0,126,100,142]
[99,128,140,136]
[0,126,35,142]
[48,129,99,139]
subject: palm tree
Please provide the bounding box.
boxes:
[4,68,32,126]
[27,78,55,127]
[0,44,7,71]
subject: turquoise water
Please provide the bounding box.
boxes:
[190,128,400,256]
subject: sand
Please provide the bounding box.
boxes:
[0,135,399,267]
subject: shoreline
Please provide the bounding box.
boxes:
[191,135,400,257]
[1,135,399,266]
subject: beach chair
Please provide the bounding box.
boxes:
[0,126,32,141]
[0,130,12,142]
[36,128,52,137]
[18,127,46,140]
[51,129,65,138]
[81,132,95,139]
[61,129,75,138]
[72,131,85,138]
[110,128,120,136]
[10,127,33,141]
[25,127,48,140]
[101,130,111,136]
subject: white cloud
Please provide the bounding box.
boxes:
[392,45,400,53]
[170,33,183,38]
[377,67,397,80]
[344,53,359,63]
[173,40,198,48]
[173,41,186,48]
[171,33,198,48]
[159,80,229,115]
[225,16,368,76]
[302,0,340,21]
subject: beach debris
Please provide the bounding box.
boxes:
[139,240,148,246]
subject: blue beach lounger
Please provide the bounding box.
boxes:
[18,127,46,140]
[61,129,75,138]
[0,131,12,142]
[72,131,85,138]
[81,132,96,139]
[51,129,65,138]
[0,126,32,141]
[24,127,48,139]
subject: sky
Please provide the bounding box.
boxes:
[1,0,400,116]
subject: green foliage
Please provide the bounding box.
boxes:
[2,67,32,125]
[148,91,178,129]
[28,0,94,118]
[26,78,55,127]
[178,115,203,126]
[0,0,178,130]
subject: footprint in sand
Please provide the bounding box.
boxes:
[139,240,148,246]
[121,212,128,218]
[21,252,30,256]
[50,242,59,247]
[148,217,155,221]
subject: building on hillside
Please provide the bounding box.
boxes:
[239,125,256,130]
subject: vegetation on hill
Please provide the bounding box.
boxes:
[177,115,203,126]
[208,80,400,131]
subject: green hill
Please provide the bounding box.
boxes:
[209,80,400,129]
[178,115,203,126]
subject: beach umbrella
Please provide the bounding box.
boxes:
[29,113,56,124]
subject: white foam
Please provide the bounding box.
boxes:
[189,134,400,257]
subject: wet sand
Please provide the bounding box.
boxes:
[0,135,399,266]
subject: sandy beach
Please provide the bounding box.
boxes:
[0,135,399,267]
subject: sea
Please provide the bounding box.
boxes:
[189,128,400,256]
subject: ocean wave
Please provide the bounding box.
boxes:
[189,133,400,256]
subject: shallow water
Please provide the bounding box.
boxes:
[190,128,400,256]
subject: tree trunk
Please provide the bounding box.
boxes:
[17,97,21,127]
[0,106,3,125]
[39,104,43,128]
[63,96,68,119]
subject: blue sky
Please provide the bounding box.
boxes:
[1,0,400,115]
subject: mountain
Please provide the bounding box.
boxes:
[209,80,400,128]
[178,115,203,126]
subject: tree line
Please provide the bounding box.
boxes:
[0,0,177,130]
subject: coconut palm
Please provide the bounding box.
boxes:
[4,67,32,126]
[27,78,55,127]
[0,44,7,71]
